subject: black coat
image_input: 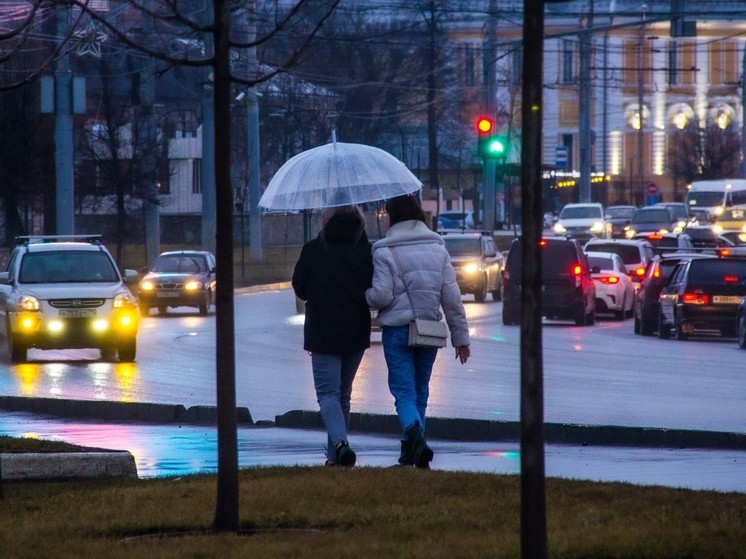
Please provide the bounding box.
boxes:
[292,213,374,353]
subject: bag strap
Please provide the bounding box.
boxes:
[389,247,419,319]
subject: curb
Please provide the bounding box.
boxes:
[274,410,746,451]
[1,451,137,481]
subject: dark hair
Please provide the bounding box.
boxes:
[319,205,366,244]
[385,194,427,226]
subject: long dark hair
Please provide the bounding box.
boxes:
[319,204,366,244]
[385,194,427,226]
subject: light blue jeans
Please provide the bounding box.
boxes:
[381,325,438,435]
[311,350,365,461]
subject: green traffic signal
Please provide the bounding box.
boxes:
[479,135,508,159]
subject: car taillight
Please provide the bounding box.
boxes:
[633,267,646,280]
[724,275,739,283]
[719,248,731,257]
[682,292,708,305]
[539,239,547,247]
[597,276,619,284]
[571,264,582,276]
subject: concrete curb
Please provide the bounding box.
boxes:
[1,451,137,480]
[274,410,746,451]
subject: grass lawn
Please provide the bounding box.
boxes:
[1,437,745,558]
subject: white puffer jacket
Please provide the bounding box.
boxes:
[365,220,470,347]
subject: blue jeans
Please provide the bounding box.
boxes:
[311,351,364,461]
[381,325,438,436]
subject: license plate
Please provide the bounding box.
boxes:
[712,295,742,304]
[58,309,97,318]
[156,292,180,298]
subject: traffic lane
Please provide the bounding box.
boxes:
[0,288,744,434]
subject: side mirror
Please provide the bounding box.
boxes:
[0,271,10,285]
[123,269,139,285]
[140,266,150,275]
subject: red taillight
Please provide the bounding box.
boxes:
[682,292,708,305]
[719,248,731,257]
[571,264,582,276]
[648,233,663,240]
[724,275,739,283]
[653,268,660,278]
[634,267,646,278]
[539,239,548,247]
[597,276,619,284]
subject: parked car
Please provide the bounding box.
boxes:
[605,205,637,238]
[583,238,655,283]
[586,251,635,320]
[658,256,746,339]
[437,210,475,230]
[138,250,217,316]
[441,231,503,302]
[553,202,610,240]
[502,236,596,326]
[0,235,140,363]
[632,252,716,336]
[624,206,676,238]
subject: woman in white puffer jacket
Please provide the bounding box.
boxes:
[366,194,471,468]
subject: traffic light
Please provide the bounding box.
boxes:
[475,116,508,160]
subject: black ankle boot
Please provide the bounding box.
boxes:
[405,422,433,469]
[398,440,415,466]
[334,441,356,467]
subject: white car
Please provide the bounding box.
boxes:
[586,251,635,320]
[553,203,610,240]
[0,235,140,363]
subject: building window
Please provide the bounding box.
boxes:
[668,42,678,85]
[464,44,476,87]
[511,48,522,85]
[192,159,202,194]
[562,40,574,84]
[562,134,573,169]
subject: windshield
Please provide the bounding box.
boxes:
[689,259,746,284]
[19,251,119,284]
[560,206,602,219]
[606,207,635,219]
[444,238,481,257]
[661,204,688,220]
[152,254,208,274]
[687,191,725,207]
[632,209,671,224]
[588,255,614,270]
[586,243,642,264]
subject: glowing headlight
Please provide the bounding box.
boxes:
[140,280,155,291]
[462,263,479,274]
[712,224,724,235]
[184,280,202,291]
[48,320,64,333]
[659,228,669,234]
[113,293,136,308]
[625,229,636,239]
[92,319,109,332]
[553,223,566,234]
[17,295,40,312]
[590,221,604,233]
[713,206,724,216]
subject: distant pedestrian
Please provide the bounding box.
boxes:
[292,205,373,467]
[366,194,470,469]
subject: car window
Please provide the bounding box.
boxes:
[588,255,614,270]
[606,207,635,219]
[153,255,207,274]
[632,209,671,223]
[586,243,642,264]
[560,206,602,219]
[688,259,746,284]
[444,237,481,257]
[19,251,119,284]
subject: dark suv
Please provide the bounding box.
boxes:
[658,256,746,339]
[502,237,596,326]
[441,231,504,302]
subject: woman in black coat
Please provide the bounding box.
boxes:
[292,205,373,466]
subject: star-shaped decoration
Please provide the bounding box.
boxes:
[73,22,108,59]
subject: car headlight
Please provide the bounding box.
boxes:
[712,224,723,235]
[713,206,724,216]
[625,229,636,239]
[14,295,40,312]
[184,280,203,291]
[140,280,155,291]
[590,221,604,233]
[553,223,566,233]
[114,292,137,308]
[462,263,479,274]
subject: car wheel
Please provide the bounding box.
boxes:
[139,303,150,317]
[100,346,117,361]
[574,307,585,326]
[491,277,503,302]
[658,310,671,339]
[7,328,27,364]
[738,312,746,349]
[639,314,655,336]
[502,304,517,326]
[118,338,137,362]
[474,277,487,303]
[199,301,209,315]
[586,309,596,326]
[633,313,641,334]
[674,311,689,341]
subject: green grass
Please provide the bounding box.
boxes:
[1,439,744,559]
[0,435,109,453]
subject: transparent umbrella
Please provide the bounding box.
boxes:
[258,141,422,210]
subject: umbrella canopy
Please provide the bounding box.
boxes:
[259,142,422,210]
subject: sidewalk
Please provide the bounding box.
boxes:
[2,410,744,493]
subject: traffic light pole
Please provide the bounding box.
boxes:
[482,0,498,232]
